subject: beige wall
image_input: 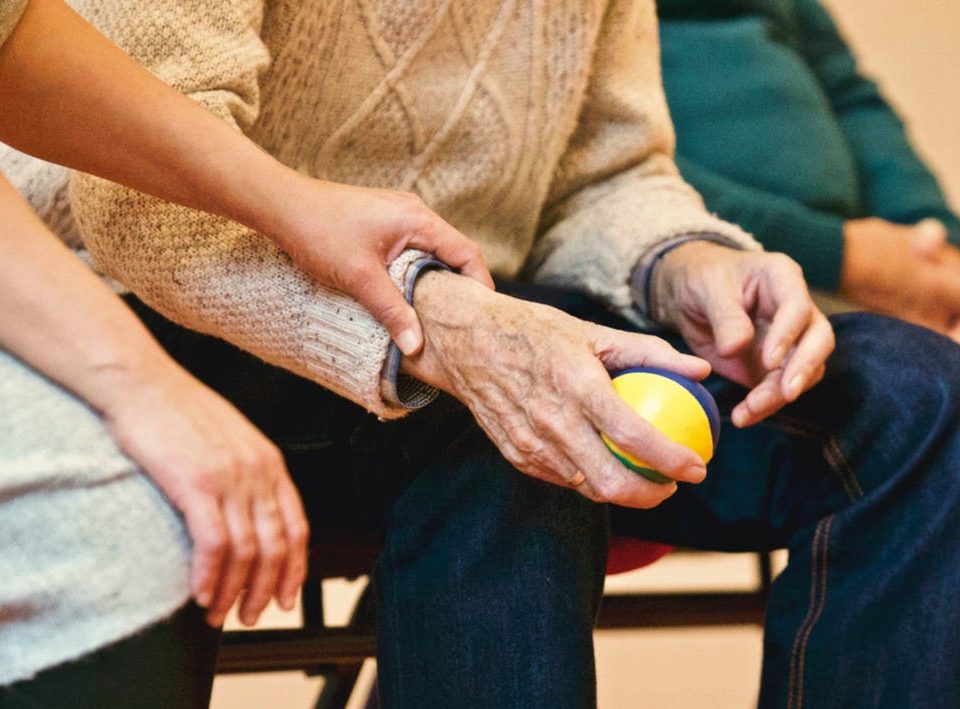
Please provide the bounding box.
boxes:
[822,0,960,210]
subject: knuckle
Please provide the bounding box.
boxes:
[233,539,257,564]
[771,252,803,276]
[199,530,228,559]
[288,519,310,548]
[260,442,286,471]
[591,475,625,502]
[262,537,288,564]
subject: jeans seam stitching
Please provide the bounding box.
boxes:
[823,438,865,500]
[787,514,833,709]
[756,414,864,502]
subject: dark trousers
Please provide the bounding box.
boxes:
[0,604,219,709]
[8,287,960,709]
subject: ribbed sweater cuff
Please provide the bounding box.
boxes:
[380,254,449,410]
[299,249,441,420]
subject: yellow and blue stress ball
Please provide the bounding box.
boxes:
[601,367,721,484]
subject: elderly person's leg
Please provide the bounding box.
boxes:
[0,351,216,706]
[612,314,960,708]
[365,397,609,709]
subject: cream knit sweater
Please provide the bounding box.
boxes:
[7,0,757,420]
[0,0,764,684]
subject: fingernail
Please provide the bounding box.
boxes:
[196,590,211,608]
[731,407,747,428]
[396,328,419,356]
[769,344,786,368]
[686,463,707,482]
[281,594,295,611]
[787,375,805,400]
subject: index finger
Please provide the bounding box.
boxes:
[780,310,835,401]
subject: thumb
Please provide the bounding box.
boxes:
[910,218,947,258]
[354,272,424,356]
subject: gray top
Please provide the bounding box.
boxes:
[0,0,27,47]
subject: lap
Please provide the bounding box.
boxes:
[0,350,191,686]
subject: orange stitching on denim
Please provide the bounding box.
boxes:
[753,413,864,503]
[788,515,834,709]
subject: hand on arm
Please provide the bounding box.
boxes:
[841,217,960,341]
[0,174,308,628]
[649,242,835,428]
[0,0,491,355]
[401,271,712,508]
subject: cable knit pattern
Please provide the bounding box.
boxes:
[0,0,26,47]
[7,0,758,420]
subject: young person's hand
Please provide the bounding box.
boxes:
[842,217,960,341]
[94,358,309,629]
[246,177,494,357]
[650,241,835,428]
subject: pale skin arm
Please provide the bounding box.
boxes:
[841,218,960,342]
[0,0,491,355]
[0,174,307,627]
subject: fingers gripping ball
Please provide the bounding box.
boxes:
[601,367,721,484]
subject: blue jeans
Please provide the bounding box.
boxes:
[127,294,960,709]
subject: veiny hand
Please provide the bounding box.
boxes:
[97,359,309,628]
[402,271,713,508]
[651,241,835,428]
[842,217,960,341]
[272,178,494,356]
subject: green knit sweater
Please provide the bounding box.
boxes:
[657,0,960,291]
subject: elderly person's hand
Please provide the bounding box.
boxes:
[401,271,713,508]
[650,241,835,428]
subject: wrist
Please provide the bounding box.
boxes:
[400,269,491,391]
[231,163,310,244]
[79,338,185,419]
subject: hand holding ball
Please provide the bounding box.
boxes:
[601,367,721,484]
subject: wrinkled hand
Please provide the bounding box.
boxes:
[401,271,713,508]
[651,242,835,428]
[272,178,493,355]
[842,217,960,341]
[98,360,308,628]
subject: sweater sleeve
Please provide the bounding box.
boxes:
[675,154,846,291]
[525,0,760,326]
[0,0,27,48]
[794,0,960,246]
[68,0,428,419]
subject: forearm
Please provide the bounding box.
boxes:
[0,173,179,414]
[0,0,297,243]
